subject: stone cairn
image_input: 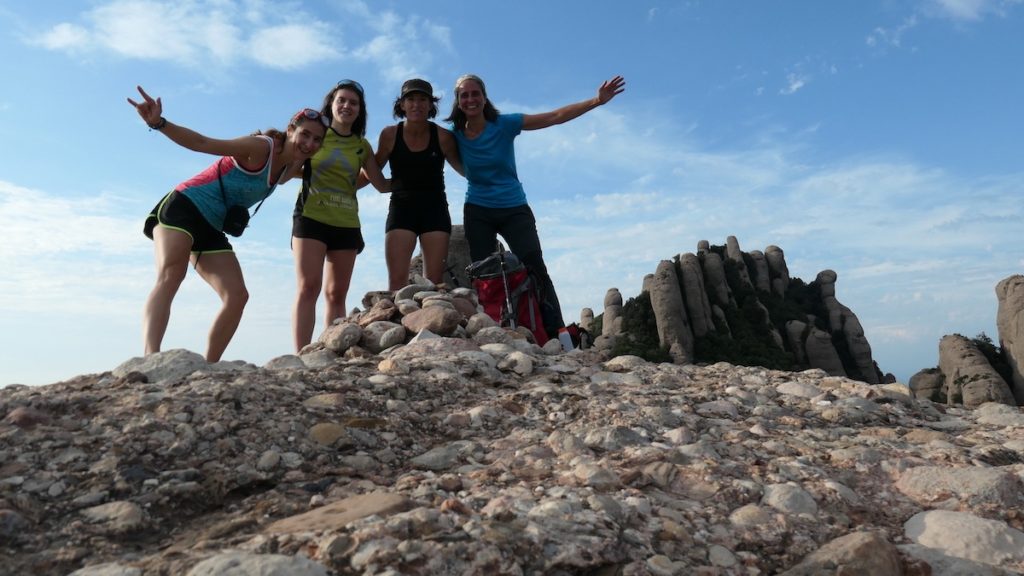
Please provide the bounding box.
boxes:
[592,236,883,385]
[910,274,1024,408]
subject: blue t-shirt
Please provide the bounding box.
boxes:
[453,113,528,208]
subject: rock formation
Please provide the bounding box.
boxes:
[608,237,882,384]
[580,307,595,335]
[647,260,693,363]
[4,344,1024,575]
[765,244,790,297]
[809,272,876,383]
[938,334,1016,408]
[997,275,1024,404]
[804,326,847,377]
[601,288,623,337]
[702,251,733,308]
[910,275,1024,408]
[725,235,752,289]
[748,249,771,294]
[678,252,714,338]
[908,368,944,404]
[785,320,809,365]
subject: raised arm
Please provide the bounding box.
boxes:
[521,75,626,131]
[437,127,464,177]
[127,85,270,166]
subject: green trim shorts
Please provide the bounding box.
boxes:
[144,191,233,253]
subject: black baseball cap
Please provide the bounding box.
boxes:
[400,78,433,98]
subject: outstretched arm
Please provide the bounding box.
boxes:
[521,76,625,131]
[127,85,270,165]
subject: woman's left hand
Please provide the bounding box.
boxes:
[597,76,626,105]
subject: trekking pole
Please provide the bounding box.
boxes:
[444,262,461,288]
[497,244,516,329]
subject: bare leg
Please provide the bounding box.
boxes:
[292,237,327,351]
[192,251,248,362]
[385,229,417,291]
[143,226,193,355]
[419,230,451,286]
[323,249,358,327]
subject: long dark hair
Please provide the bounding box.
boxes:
[444,73,499,132]
[321,80,368,137]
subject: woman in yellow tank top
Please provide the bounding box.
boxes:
[291,80,389,352]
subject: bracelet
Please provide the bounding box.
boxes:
[147,117,167,131]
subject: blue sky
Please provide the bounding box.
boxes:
[1,0,1021,386]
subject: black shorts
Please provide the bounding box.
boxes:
[292,215,365,253]
[144,191,232,253]
[386,198,452,235]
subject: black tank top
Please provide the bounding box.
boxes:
[390,122,446,201]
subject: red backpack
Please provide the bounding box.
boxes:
[467,251,549,346]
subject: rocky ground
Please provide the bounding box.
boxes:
[3,331,1024,575]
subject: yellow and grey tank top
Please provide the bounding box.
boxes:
[294,128,370,228]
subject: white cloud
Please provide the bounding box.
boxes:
[779,72,808,95]
[931,0,992,20]
[249,23,340,70]
[871,324,920,343]
[35,22,90,50]
[866,15,918,49]
[0,181,149,316]
[26,0,456,86]
[0,181,141,258]
[869,1,1020,51]
[351,13,455,87]
[27,0,338,70]
[424,21,454,52]
[591,191,666,218]
[337,0,373,20]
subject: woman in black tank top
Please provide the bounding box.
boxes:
[374,79,464,290]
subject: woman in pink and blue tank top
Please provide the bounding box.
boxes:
[129,86,328,363]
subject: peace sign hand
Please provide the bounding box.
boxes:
[597,76,626,105]
[126,85,162,126]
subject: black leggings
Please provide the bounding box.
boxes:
[464,202,565,335]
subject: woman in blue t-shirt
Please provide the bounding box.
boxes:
[445,74,625,339]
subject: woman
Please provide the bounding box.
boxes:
[292,79,389,351]
[128,85,328,362]
[445,74,625,340]
[374,78,463,290]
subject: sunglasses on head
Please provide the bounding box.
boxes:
[336,79,364,96]
[293,108,330,128]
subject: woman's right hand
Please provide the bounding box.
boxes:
[126,85,163,126]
